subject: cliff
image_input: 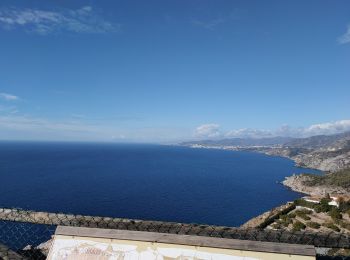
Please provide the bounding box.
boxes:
[181,131,350,172]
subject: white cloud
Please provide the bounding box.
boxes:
[304,120,350,136]
[191,18,225,30]
[338,25,350,44]
[225,128,273,138]
[0,92,19,101]
[194,119,350,140]
[194,124,221,138]
[0,6,120,34]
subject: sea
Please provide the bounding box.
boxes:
[0,142,320,227]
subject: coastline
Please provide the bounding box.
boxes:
[282,174,349,196]
[184,144,350,228]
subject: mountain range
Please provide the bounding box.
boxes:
[181,132,350,172]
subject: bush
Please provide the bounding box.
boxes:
[314,203,332,213]
[323,222,340,232]
[295,209,312,215]
[302,169,350,189]
[278,215,293,227]
[271,223,281,229]
[295,209,312,220]
[294,199,316,209]
[328,208,343,220]
[288,212,296,218]
[299,214,311,220]
[280,214,288,221]
[292,221,306,231]
[306,221,320,229]
[339,200,350,212]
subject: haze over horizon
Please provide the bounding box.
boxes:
[0,0,349,143]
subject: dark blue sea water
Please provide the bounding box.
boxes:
[0,142,320,227]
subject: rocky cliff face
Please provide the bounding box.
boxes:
[280,133,350,172]
[184,132,350,172]
[282,174,349,196]
[292,151,350,172]
[263,134,350,172]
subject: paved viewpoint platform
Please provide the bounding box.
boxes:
[47,226,316,260]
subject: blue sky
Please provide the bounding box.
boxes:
[0,0,349,142]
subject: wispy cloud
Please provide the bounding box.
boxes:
[338,24,350,44]
[0,113,189,142]
[0,92,19,101]
[0,6,120,34]
[191,9,240,30]
[225,128,273,139]
[0,105,18,114]
[194,124,221,138]
[194,120,350,139]
[191,18,225,30]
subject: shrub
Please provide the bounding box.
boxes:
[302,169,350,189]
[299,214,311,220]
[306,221,320,229]
[280,214,288,221]
[271,223,281,229]
[292,221,306,231]
[294,199,316,209]
[323,222,340,232]
[328,208,343,220]
[339,199,350,212]
[295,209,312,220]
[295,209,312,215]
[288,212,296,218]
[314,203,332,213]
[278,215,292,227]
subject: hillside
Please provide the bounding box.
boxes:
[181,136,295,147]
[181,131,350,172]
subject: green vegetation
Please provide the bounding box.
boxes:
[295,209,312,215]
[322,222,340,232]
[292,221,306,231]
[314,198,333,213]
[294,198,316,208]
[306,221,320,229]
[286,196,350,233]
[339,199,350,212]
[271,223,281,229]
[302,168,350,189]
[294,198,333,212]
[288,212,296,218]
[293,209,311,220]
[278,214,293,227]
[328,208,343,220]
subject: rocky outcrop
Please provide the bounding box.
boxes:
[293,151,350,172]
[182,131,350,173]
[282,174,349,196]
[240,202,295,229]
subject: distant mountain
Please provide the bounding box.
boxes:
[284,132,350,149]
[181,136,296,147]
[181,131,350,172]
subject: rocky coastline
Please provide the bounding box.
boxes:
[240,202,295,228]
[260,147,350,173]
[282,174,349,196]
